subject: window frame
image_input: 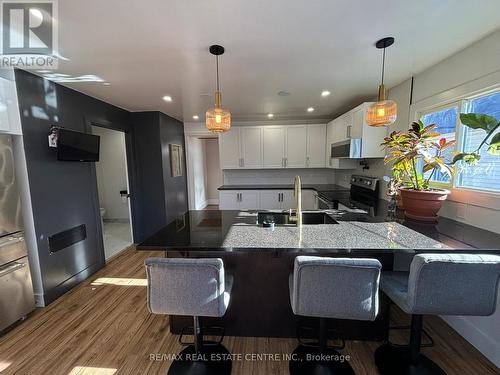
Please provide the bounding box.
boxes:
[413,87,500,194]
[415,100,462,190]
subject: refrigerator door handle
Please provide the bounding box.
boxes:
[0,261,26,277]
[0,235,24,249]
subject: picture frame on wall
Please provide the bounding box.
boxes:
[169,144,183,177]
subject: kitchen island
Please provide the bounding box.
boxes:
[137,206,500,340]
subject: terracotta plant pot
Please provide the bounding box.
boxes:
[400,188,450,222]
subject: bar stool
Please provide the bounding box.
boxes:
[375,253,500,375]
[145,257,233,375]
[289,256,382,375]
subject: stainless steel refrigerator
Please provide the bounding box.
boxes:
[0,134,35,332]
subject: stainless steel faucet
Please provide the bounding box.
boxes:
[289,175,302,227]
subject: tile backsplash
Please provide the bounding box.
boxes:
[223,168,337,185]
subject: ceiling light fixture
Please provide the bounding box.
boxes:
[307,107,315,112]
[278,91,290,96]
[163,95,172,102]
[321,90,330,97]
[267,113,274,118]
[206,45,231,133]
[193,115,199,120]
[366,37,397,127]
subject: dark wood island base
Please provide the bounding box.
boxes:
[166,250,393,341]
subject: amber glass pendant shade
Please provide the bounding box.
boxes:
[206,92,231,133]
[366,85,397,127]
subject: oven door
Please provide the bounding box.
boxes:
[330,139,362,159]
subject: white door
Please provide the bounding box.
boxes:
[239,191,260,209]
[306,124,326,167]
[219,129,241,169]
[219,191,240,209]
[263,127,286,168]
[240,127,263,168]
[281,190,295,210]
[286,126,307,168]
[259,191,282,209]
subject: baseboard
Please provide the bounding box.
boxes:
[42,261,104,305]
[441,315,500,368]
[207,199,219,205]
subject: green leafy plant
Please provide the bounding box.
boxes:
[382,120,456,190]
[452,113,500,165]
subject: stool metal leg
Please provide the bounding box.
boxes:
[168,316,232,375]
[289,318,355,375]
[374,314,446,375]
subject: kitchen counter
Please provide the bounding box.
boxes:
[137,204,500,252]
[217,184,349,192]
[137,207,499,340]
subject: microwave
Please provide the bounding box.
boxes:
[330,139,361,159]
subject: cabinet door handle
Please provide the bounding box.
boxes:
[285,158,287,167]
[281,158,284,168]
[346,125,351,139]
[306,156,310,167]
[241,158,244,167]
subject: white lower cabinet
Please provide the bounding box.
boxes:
[219,191,259,210]
[220,189,318,210]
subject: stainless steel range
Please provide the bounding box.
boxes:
[317,175,379,216]
[0,135,35,332]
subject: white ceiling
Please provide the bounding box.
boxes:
[42,0,500,122]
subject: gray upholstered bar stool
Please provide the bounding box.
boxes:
[375,253,500,375]
[145,257,233,375]
[289,256,382,375]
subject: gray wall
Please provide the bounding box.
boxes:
[15,71,187,304]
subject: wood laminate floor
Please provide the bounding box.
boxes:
[0,247,497,375]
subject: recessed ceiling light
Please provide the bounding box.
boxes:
[267,113,274,118]
[103,82,111,86]
[307,107,315,112]
[321,90,330,97]
[163,95,172,102]
[193,115,199,120]
[278,91,290,96]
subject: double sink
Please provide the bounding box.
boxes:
[257,211,339,226]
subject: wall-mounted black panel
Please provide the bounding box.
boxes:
[48,224,86,253]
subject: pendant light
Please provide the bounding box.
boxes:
[206,45,231,133]
[366,37,397,127]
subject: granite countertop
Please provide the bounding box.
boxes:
[218,184,349,192]
[137,205,500,253]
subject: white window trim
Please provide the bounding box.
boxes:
[410,70,500,200]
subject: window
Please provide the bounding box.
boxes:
[420,106,458,185]
[416,89,500,193]
[457,91,500,191]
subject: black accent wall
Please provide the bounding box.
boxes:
[131,112,188,241]
[15,70,188,304]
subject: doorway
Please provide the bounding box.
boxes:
[186,135,222,210]
[91,125,133,260]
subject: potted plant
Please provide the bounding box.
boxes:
[452,113,500,165]
[382,121,456,222]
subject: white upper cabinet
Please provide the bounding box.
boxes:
[351,107,364,139]
[306,124,326,167]
[219,124,327,169]
[263,126,286,168]
[0,76,22,135]
[219,128,241,169]
[285,126,307,168]
[240,127,262,168]
[219,127,263,169]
